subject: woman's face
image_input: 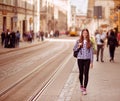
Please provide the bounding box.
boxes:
[82,30,88,39]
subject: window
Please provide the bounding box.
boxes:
[7,0,11,5]
[11,0,15,6]
[18,0,21,7]
[17,0,25,8]
[3,0,7,4]
[0,0,3,3]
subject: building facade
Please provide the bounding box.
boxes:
[40,0,68,33]
[0,0,40,37]
[87,0,120,34]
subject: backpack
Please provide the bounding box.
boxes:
[73,48,80,58]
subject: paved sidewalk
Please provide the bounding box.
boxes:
[0,35,66,54]
[0,35,72,54]
[58,47,120,101]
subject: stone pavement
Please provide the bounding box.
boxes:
[57,47,120,101]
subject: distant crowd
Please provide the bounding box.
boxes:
[0,29,61,48]
[1,29,20,48]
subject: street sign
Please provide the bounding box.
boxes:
[94,6,102,19]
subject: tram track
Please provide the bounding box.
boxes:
[0,42,63,82]
[28,54,72,101]
[0,42,72,101]
[0,41,47,55]
[0,42,50,63]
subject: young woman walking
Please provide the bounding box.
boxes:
[73,29,93,95]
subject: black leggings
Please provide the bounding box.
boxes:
[77,59,90,88]
[109,46,115,60]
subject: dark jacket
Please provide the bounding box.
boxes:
[107,35,118,47]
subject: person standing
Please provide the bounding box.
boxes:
[40,30,44,41]
[4,29,10,48]
[107,30,118,62]
[9,30,16,48]
[1,31,5,46]
[15,30,20,47]
[117,32,120,46]
[95,30,106,62]
[73,29,93,95]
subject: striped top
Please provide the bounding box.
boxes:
[73,40,94,63]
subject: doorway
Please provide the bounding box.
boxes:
[3,16,7,31]
[23,20,27,33]
[11,17,13,31]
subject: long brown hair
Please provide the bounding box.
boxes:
[79,29,91,49]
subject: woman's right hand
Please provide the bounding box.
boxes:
[78,43,82,48]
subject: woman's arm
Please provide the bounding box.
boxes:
[90,47,94,63]
[73,40,79,51]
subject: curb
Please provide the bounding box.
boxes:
[0,41,46,55]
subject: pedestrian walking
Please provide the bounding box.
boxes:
[1,31,5,46]
[73,29,93,95]
[107,30,118,62]
[40,30,44,41]
[95,30,106,62]
[9,31,16,48]
[37,31,40,41]
[117,32,120,46]
[15,30,20,47]
[4,29,10,48]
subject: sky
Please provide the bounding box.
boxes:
[53,0,88,15]
[70,0,88,15]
